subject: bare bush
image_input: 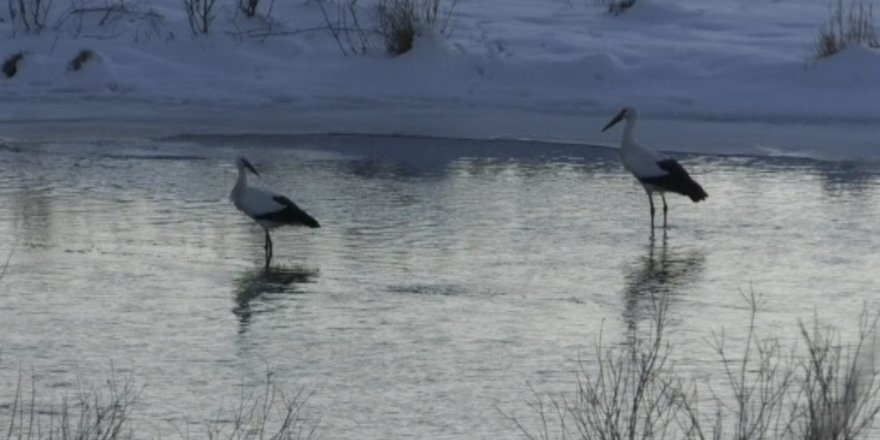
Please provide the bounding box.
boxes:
[376,0,415,55]
[610,0,636,15]
[238,0,258,18]
[697,291,797,440]
[3,369,140,440]
[789,312,880,439]
[52,0,166,40]
[1,367,318,439]
[183,0,217,35]
[568,297,683,439]
[375,0,456,55]
[2,52,23,78]
[815,0,879,58]
[596,0,637,16]
[68,48,94,71]
[255,0,453,56]
[513,295,690,440]
[519,291,880,440]
[204,373,318,440]
[316,0,372,55]
[225,0,365,47]
[683,298,880,440]
[7,0,54,33]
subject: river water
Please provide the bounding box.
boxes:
[1,134,879,438]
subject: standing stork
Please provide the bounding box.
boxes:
[230,157,320,268]
[601,107,707,230]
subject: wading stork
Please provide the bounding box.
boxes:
[601,107,707,230]
[230,157,320,268]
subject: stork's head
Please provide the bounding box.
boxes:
[601,106,638,132]
[236,156,260,176]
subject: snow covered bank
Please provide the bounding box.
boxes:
[1,0,879,159]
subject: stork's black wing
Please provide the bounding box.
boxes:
[638,159,708,202]
[254,195,321,228]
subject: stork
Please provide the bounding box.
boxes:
[601,107,707,230]
[230,157,320,268]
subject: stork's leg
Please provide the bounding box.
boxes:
[264,230,273,268]
[661,193,668,228]
[648,192,655,231]
[263,230,269,267]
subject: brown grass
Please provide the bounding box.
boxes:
[375,0,456,55]
[815,0,880,58]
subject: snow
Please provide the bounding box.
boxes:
[1,0,879,159]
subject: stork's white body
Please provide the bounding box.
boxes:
[621,142,668,191]
[601,107,707,230]
[230,157,320,267]
[231,173,287,229]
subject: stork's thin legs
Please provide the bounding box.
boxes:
[648,192,655,231]
[264,230,273,268]
[263,231,269,267]
[661,193,668,228]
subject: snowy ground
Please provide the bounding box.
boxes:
[1,0,879,159]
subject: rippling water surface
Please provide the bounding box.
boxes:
[1,134,879,439]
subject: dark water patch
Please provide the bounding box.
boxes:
[387,283,469,297]
[101,153,207,161]
[162,132,620,165]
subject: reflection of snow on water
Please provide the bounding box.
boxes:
[0,134,879,439]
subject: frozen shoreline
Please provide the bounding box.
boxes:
[2,99,879,161]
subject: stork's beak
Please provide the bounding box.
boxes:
[601,110,626,132]
[242,158,260,176]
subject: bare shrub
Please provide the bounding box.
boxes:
[204,373,318,440]
[68,48,94,71]
[513,295,690,440]
[519,291,880,440]
[2,52,23,78]
[238,0,258,18]
[183,0,217,35]
[610,0,636,15]
[375,0,456,56]
[275,0,454,56]
[7,0,54,33]
[316,0,372,56]
[815,0,880,58]
[689,295,880,440]
[376,0,414,55]
[52,0,166,40]
[698,291,797,440]
[225,0,367,47]
[1,366,318,439]
[790,312,880,439]
[3,368,140,440]
[568,297,683,439]
[596,0,637,16]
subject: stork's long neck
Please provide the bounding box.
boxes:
[233,165,248,195]
[621,118,637,151]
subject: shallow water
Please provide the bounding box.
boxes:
[1,134,879,439]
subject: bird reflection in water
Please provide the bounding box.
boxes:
[622,232,705,335]
[233,265,319,331]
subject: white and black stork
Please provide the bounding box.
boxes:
[230,157,320,268]
[601,107,708,229]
